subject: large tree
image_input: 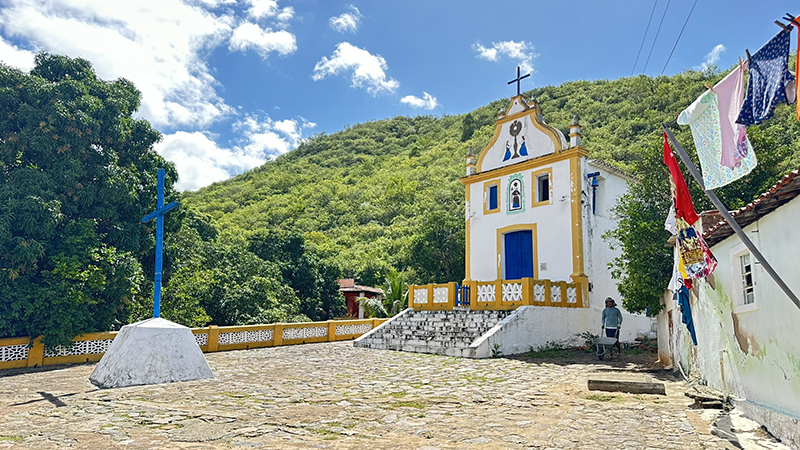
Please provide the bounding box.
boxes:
[0,53,177,346]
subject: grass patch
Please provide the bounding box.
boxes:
[524,343,577,359]
[392,400,428,409]
[0,436,24,442]
[585,394,619,402]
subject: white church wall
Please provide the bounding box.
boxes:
[468,159,573,282]
[583,160,655,342]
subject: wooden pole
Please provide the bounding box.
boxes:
[662,124,800,311]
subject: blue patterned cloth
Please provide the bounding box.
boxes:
[737,29,795,126]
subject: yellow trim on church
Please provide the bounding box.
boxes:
[530,167,553,208]
[474,95,564,173]
[483,179,501,215]
[461,147,586,186]
[495,223,538,281]
[569,151,589,301]
[465,183,471,281]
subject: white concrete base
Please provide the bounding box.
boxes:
[465,306,593,358]
[89,317,213,388]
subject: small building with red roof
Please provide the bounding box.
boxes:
[337,279,384,318]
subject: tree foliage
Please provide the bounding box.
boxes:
[0,54,176,346]
[247,230,345,321]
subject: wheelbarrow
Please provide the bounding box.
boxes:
[593,327,619,360]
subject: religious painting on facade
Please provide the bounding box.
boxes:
[502,120,528,162]
[507,174,524,213]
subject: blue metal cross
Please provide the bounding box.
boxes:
[507,66,530,96]
[141,169,180,318]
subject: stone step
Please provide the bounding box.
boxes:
[357,310,512,356]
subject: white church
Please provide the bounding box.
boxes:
[357,75,655,357]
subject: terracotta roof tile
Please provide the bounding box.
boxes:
[703,167,800,247]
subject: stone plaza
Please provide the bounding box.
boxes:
[0,342,788,449]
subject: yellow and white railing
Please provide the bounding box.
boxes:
[0,318,387,371]
[408,278,584,311]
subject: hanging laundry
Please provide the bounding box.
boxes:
[677,285,698,346]
[716,63,757,170]
[737,29,796,126]
[791,16,800,122]
[663,134,699,224]
[663,134,717,279]
[664,205,689,293]
[676,216,718,278]
[677,66,757,189]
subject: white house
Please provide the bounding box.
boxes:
[657,168,800,448]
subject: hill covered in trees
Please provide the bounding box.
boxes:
[183,65,800,315]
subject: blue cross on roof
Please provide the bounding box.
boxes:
[141,169,180,318]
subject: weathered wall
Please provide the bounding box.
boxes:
[664,195,800,428]
[583,161,656,342]
[469,305,594,358]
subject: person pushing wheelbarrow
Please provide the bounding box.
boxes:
[601,297,622,355]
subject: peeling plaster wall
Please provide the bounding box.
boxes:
[584,162,656,342]
[667,195,800,421]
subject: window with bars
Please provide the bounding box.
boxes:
[739,253,754,305]
[731,243,757,313]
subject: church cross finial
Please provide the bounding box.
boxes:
[507,66,530,96]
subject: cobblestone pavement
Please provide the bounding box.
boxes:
[0,342,787,449]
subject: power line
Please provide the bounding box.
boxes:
[642,0,671,74]
[631,0,659,76]
[661,0,699,75]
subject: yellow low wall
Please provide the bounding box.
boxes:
[0,318,387,371]
[409,278,584,311]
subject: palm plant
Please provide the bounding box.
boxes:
[383,268,408,316]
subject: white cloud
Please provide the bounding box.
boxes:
[0,0,237,129]
[244,0,278,20]
[229,22,296,58]
[329,6,362,34]
[0,38,35,71]
[157,115,315,191]
[312,42,399,95]
[697,44,725,71]
[473,40,535,74]
[275,6,294,25]
[156,131,245,191]
[0,0,306,190]
[401,92,438,110]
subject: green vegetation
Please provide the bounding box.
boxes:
[585,394,619,402]
[523,343,577,359]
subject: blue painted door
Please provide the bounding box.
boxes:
[504,230,533,280]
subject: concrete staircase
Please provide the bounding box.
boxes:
[354,309,512,358]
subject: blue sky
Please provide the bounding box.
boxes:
[0,0,796,190]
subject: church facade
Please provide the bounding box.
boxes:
[363,79,656,357]
[458,92,654,344]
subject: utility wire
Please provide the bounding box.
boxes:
[661,0,699,75]
[632,0,659,75]
[642,0,671,74]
